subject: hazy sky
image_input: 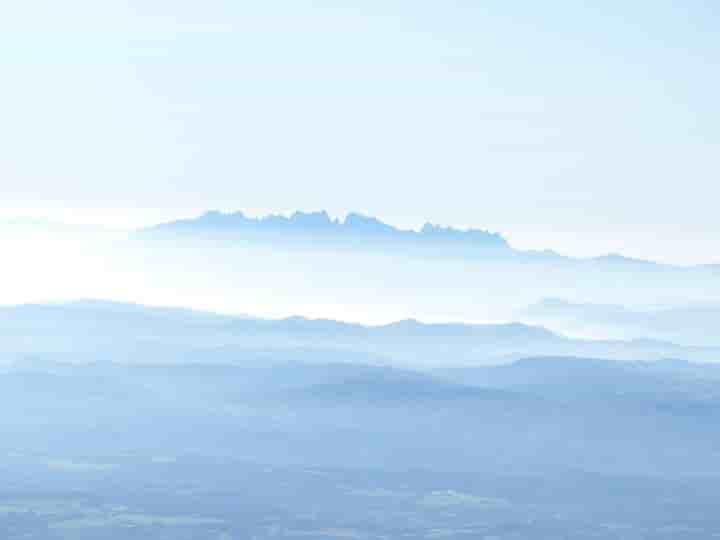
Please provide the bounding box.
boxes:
[2,1,718,264]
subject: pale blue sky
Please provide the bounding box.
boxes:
[1,1,718,263]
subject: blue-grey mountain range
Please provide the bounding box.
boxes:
[4,299,720,538]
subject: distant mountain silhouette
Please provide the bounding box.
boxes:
[141,210,511,254]
[137,210,720,274]
[5,210,720,272]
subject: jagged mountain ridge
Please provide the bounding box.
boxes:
[142,210,511,251]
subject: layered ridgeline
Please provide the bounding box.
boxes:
[3,301,720,477]
[522,298,720,347]
[4,298,720,539]
[2,301,719,367]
